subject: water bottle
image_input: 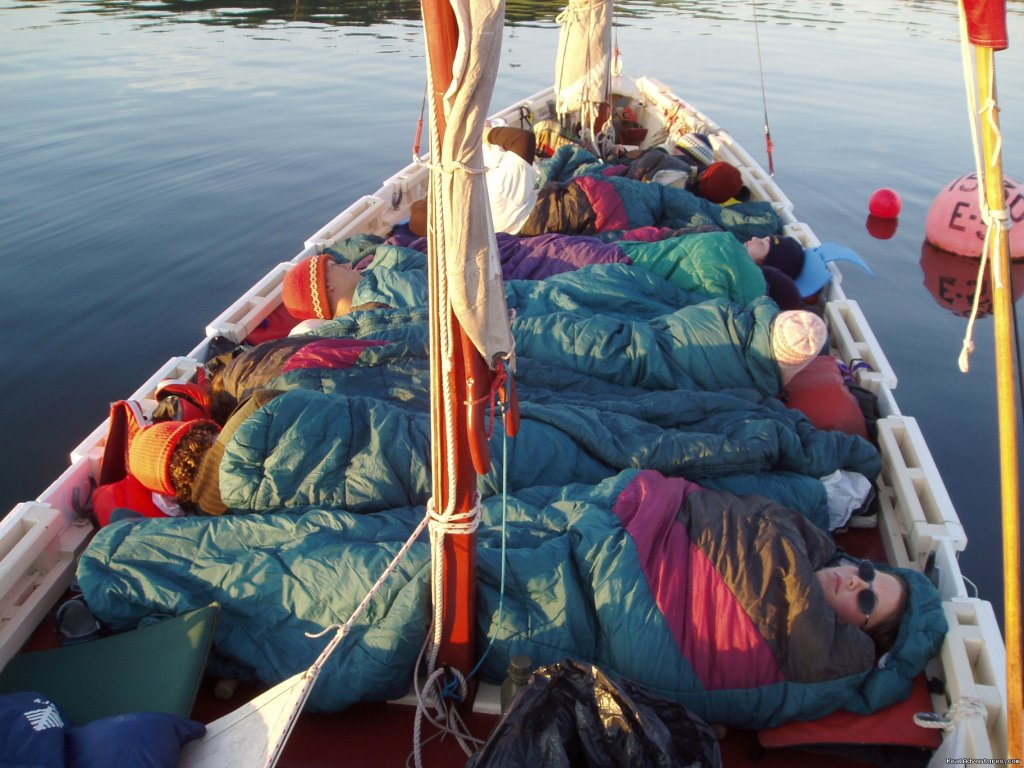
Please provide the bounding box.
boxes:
[499,654,533,714]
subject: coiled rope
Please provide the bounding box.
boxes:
[913,696,988,730]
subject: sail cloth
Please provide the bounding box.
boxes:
[554,0,613,136]
[427,0,513,365]
[963,0,1008,50]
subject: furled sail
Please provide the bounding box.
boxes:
[428,0,513,365]
[554,0,612,143]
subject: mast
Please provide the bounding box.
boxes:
[962,0,1022,754]
[420,0,514,686]
[421,0,481,681]
[976,54,1023,757]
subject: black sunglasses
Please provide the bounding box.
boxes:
[856,560,878,629]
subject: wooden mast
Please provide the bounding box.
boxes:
[975,45,1023,757]
[420,0,490,683]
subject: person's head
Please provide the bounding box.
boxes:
[771,309,827,383]
[816,561,909,653]
[486,125,536,164]
[761,266,803,311]
[697,161,745,204]
[129,419,220,508]
[746,235,805,279]
[282,254,363,320]
[668,132,714,169]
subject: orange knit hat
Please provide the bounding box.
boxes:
[282,254,332,320]
[128,419,217,495]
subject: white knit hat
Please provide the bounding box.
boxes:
[772,310,827,383]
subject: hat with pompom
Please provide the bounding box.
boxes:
[128,419,218,495]
[772,310,827,383]
[283,254,332,320]
[672,132,714,169]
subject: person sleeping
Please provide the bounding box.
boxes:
[75,468,945,727]
[280,253,829,396]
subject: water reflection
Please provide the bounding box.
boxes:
[29,0,1017,31]
[919,240,1024,318]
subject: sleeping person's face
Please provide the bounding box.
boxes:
[816,564,904,631]
[744,236,771,265]
[325,259,364,317]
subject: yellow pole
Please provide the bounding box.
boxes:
[976,46,1023,759]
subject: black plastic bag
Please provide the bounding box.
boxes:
[467,659,722,768]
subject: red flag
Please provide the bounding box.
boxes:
[963,0,1009,50]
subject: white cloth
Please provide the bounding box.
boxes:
[820,469,874,531]
[289,318,329,336]
[483,140,539,235]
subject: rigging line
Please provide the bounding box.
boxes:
[1012,279,1024,434]
[750,0,775,175]
[413,83,428,159]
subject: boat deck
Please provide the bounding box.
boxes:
[0,76,1009,764]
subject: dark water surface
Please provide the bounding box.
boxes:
[2,1,1023,627]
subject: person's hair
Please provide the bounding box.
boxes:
[168,421,221,511]
[208,371,238,426]
[866,571,909,655]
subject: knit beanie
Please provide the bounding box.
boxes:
[672,133,714,169]
[698,161,743,204]
[282,254,332,320]
[762,266,803,311]
[129,420,217,496]
[764,236,806,280]
[772,310,828,384]
[409,198,428,238]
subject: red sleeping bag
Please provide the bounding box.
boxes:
[784,355,869,440]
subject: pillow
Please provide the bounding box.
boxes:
[784,355,868,439]
[0,692,66,768]
[66,712,206,768]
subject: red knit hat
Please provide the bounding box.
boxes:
[698,161,744,204]
[128,419,217,495]
[282,254,332,320]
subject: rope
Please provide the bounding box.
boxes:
[428,495,482,537]
[412,154,489,175]
[304,511,430,671]
[408,395,514,768]
[955,2,1014,373]
[913,697,988,730]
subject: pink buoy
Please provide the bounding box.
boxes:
[925,172,1024,259]
[869,188,902,218]
[920,240,1024,317]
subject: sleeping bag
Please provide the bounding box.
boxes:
[76,469,946,729]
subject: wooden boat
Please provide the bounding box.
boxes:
[0,1,1016,766]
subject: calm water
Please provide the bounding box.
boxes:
[2,0,1023,628]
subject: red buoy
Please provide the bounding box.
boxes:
[866,214,899,240]
[869,188,902,219]
[925,173,1024,259]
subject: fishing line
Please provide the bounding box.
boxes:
[751,0,775,175]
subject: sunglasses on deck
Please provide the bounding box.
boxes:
[856,560,878,629]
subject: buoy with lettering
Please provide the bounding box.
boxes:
[925,172,1024,259]
[919,240,1024,317]
[869,188,902,219]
